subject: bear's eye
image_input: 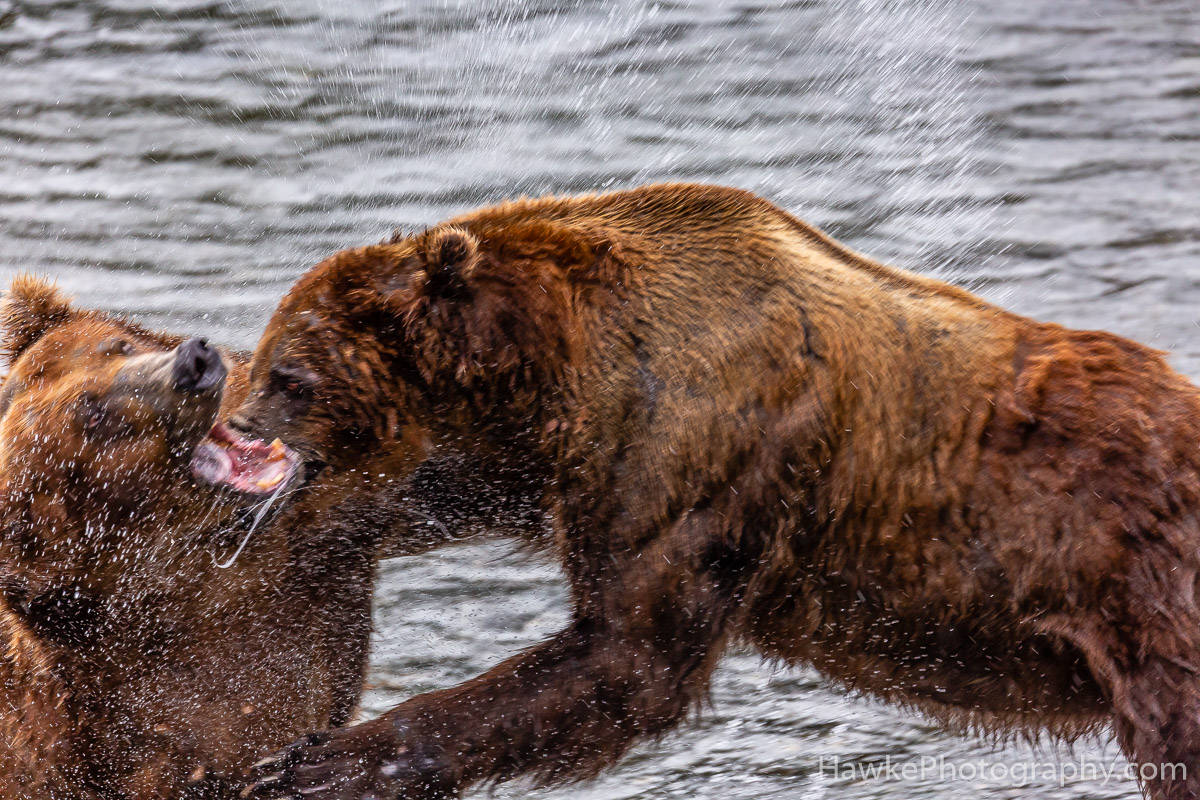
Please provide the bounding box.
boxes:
[97,339,133,357]
[77,395,133,441]
[80,396,106,433]
[269,368,314,401]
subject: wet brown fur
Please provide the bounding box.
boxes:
[0,279,432,799]
[237,183,1200,800]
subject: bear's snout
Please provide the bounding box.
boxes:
[172,338,225,393]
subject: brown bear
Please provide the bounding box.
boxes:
[0,277,435,799]
[222,182,1200,800]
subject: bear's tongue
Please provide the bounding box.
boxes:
[191,422,299,495]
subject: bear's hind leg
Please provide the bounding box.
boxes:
[1111,651,1200,800]
[1043,598,1200,799]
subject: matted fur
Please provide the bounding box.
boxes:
[0,604,73,799]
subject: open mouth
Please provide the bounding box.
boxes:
[190,422,300,495]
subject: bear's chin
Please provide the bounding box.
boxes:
[191,422,299,496]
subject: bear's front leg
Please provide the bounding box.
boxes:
[244,509,755,800]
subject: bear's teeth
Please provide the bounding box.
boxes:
[267,438,288,462]
[255,470,285,490]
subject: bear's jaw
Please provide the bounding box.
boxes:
[191,422,298,496]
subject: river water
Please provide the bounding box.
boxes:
[2,1,1198,798]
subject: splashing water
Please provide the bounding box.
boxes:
[2,1,1198,798]
[212,481,294,570]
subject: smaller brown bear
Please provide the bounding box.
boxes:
[224,183,1200,800]
[0,278,411,799]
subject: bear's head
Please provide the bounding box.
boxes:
[203,219,598,495]
[0,276,244,635]
[0,277,273,796]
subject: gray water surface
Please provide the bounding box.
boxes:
[3,1,1199,798]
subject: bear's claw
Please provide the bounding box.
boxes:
[242,721,457,800]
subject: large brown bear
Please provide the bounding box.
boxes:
[224,183,1200,800]
[0,278,437,799]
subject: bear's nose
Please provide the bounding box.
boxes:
[172,338,226,393]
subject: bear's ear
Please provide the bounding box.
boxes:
[1,276,76,365]
[418,227,480,299]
